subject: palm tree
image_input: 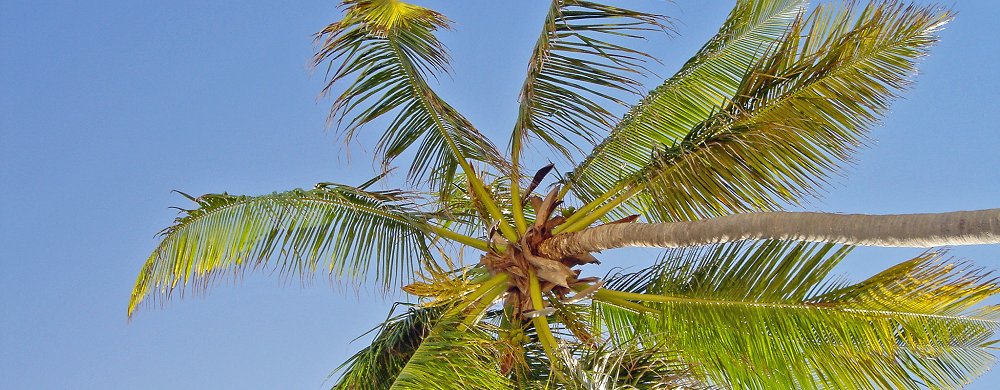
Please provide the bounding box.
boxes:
[129,0,1000,388]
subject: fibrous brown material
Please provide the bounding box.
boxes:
[480,186,605,314]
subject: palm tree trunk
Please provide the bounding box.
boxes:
[538,209,1000,259]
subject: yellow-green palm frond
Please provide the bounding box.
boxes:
[314,0,505,192]
[568,0,805,215]
[341,0,439,34]
[597,241,999,389]
[511,0,670,161]
[439,171,509,223]
[128,183,430,316]
[401,254,483,308]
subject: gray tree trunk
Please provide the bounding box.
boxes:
[538,209,1000,259]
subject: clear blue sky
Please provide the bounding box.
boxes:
[3,1,1000,388]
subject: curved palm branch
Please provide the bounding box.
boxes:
[596,241,999,388]
[566,0,805,219]
[128,183,431,316]
[486,290,708,388]
[511,0,669,161]
[314,0,505,191]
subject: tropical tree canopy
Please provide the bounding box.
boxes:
[130,0,1000,388]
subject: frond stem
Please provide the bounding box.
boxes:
[555,182,641,234]
[597,288,1000,326]
[528,269,560,363]
[387,39,518,241]
[509,2,558,235]
[429,225,490,252]
[509,136,528,234]
[462,273,510,325]
[591,289,655,314]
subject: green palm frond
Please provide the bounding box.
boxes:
[314,0,505,191]
[511,0,669,161]
[597,241,999,389]
[637,2,952,222]
[330,304,444,390]
[389,318,513,389]
[567,0,805,216]
[128,183,430,316]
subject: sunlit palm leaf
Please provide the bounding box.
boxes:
[599,241,999,388]
[314,0,505,190]
[636,2,950,222]
[128,183,430,316]
[511,0,669,161]
[568,0,805,216]
[330,304,444,390]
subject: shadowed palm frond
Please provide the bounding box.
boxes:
[503,308,709,389]
[511,0,670,162]
[335,272,511,389]
[554,341,708,390]
[389,317,513,389]
[598,241,999,389]
[128,183,431,316]
[314,0,505,191]
[567,0,805,215]
[330,304,445,390]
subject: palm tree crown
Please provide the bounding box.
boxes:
[130,0,1000,388]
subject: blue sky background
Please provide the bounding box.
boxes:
[3,0,1000,388]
